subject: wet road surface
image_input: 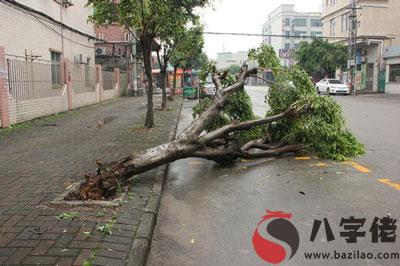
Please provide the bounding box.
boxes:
[148,87,400,266]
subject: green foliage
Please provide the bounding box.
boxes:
[194,43,364,161]
[248,45,281,75]
[296,38,348,79]
[97,220,115,235]
[262,64,365,161]
[57,211,79,220]
[224,64,241,75]
[171,25,207,71]
[194,63,265,145]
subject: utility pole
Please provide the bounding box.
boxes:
[348,0,358,96]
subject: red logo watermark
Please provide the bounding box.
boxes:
[252,210,300,264]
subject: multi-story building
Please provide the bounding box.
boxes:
[216,51,248,70]
[0,0,95,66]
[94,24,135,71]
[262,4,323,66]
[94,24,143,94]
[322,0,400,92]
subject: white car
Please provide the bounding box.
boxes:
[316,79,350,95]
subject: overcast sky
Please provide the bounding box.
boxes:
[199,0,322,59]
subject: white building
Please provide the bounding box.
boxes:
[262,4,322,66]
[216,51,248,70]
[0,0,95,66]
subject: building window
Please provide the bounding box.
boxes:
[311,19,321,27]
[285,31,290,38]
[292,18,307,26]
[294,31,307,38]
[285,18,290,26]
[330,18,336,36]
[311,31,322,37]
[284,43,290,49]
[326,0,329,6]
[330,0,336,5]
[96,33,105,40]
[50,51,62,87]
[389,64,400,82]
[341,14,349,32]
[124,32,131,42]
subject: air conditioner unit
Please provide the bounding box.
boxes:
[74,54,88,64]
[95,47,107,56]
[61,0,73,8]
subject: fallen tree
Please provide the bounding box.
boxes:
[79,45,365,200]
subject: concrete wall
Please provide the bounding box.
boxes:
[0,48,123,127]
[0,0,95,66]
[322,0,400,42]
[385,57,400,94]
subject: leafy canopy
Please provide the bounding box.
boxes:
[195,44,364,161]
[295,38,347,79]
[87,0,210,39]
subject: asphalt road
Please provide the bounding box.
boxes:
[148,87,400,266]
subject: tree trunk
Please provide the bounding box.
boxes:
[141,37,155,128]
[156,49,167,109]
[79,65,311,200]
[172,65,178,96]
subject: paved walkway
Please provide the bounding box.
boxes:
[0,96,182,265]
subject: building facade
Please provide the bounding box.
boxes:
[262,4,323,66]
[322,0,400,92]
[0,0,95,65]
[0,1,124,127]
[94,24,135,71]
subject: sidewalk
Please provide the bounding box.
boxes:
[0,96,182,265]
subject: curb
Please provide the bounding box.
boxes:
[126,96,184,266]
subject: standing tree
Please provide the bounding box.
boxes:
[156,22,203,109]
[170,27,206,94]
[87,0,210,127]
[78,44,364,200]
[296,38,347,81]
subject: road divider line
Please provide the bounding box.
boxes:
[343,161,372,173]
[378,179,400,191]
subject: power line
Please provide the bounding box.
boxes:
[203,31,347,40]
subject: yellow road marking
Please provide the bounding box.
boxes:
[311,162,328,167]
[295,156,311,161]
[343,161,371,173]
[378,179,400,191]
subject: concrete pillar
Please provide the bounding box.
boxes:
[114,68,120,97]
[63,59,73,111]
[0,46,10,128]
[96,65,103,102]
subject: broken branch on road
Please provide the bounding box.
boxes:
[78,45,365,200]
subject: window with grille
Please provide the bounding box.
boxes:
[50,51,62,88]
[389,64,400,82]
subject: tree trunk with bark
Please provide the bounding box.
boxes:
[172,65,178,96]
[141,36,155,128]
[156,49,168,109]
[79,65,311,200]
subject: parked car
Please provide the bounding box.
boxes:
[316,79,350,95]
[201,82,216,99]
